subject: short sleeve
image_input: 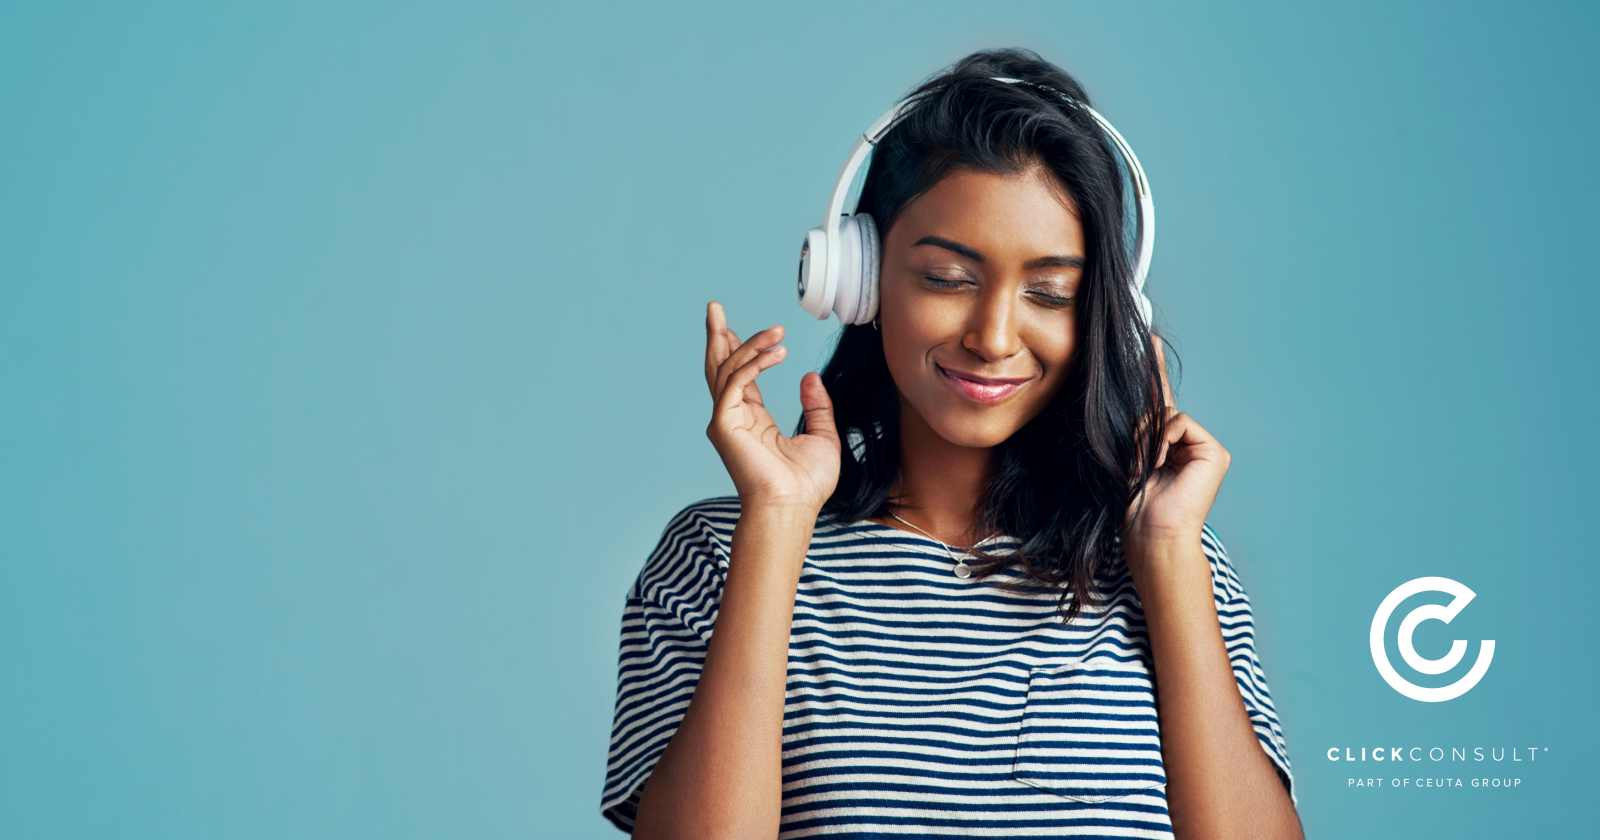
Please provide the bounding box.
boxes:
[1200,524,1296,801]
[600,499,738,831]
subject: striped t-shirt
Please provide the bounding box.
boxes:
[602,497,1293,837]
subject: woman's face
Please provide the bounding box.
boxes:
[878,163,1084,450]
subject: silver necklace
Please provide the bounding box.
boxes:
[887,510,994,580]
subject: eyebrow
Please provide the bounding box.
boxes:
[913,235,984,262]
[912,235,1085,270]
[1024,254,1086,270]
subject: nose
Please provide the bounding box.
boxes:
[961,284,1023,362]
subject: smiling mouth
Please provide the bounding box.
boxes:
[937,364,1032,404]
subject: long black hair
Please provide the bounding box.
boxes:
[800,49,1167,622]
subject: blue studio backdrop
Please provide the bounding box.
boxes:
[2,2,1596,837]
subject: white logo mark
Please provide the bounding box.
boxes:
[1370,577,1494,702]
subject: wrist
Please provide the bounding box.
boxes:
[732,504,818,571]
[1122,528,1202,564]
[1122,534,1211,600]
[739,496,823,526]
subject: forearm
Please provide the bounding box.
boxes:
[1131,540,1302,840]
[633,507,813,840]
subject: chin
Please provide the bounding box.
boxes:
[925,414,1023,450]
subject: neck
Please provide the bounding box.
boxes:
[889,398,994,547]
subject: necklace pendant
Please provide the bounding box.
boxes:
[953,561,973,579]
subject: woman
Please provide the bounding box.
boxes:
[603,49,1301,838]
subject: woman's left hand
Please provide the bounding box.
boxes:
[1122,337,1231,556]
[1121,338,1303,840]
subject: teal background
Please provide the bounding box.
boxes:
[2,1,1595,837]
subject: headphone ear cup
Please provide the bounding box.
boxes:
[828,215,882,324]
[832,216,864,324]
[859,213,880,325]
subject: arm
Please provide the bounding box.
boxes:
[633,303,839,839]
[1126,536,1300,839]
[632,508,810,837]
[1122,341,1301,840]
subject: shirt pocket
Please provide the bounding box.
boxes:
[1011,658,1166,802]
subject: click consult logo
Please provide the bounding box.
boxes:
[1370,577,1495,702]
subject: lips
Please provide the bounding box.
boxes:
[937,363,1032,404]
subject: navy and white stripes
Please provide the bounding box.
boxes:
[603,498,1292,837]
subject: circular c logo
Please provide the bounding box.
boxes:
[1370,577,1495,702]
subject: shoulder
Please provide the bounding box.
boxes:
[632,499,866,627]
[1199,522,1248,604]
[637,497,740,593]
[652,496,742,559]
[630,497,744,641]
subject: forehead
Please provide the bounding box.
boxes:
[892,165,1084,254]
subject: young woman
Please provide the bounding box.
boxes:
[602,49,1301,839]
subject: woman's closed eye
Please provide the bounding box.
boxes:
[922,273,976,291]
[1025,287,1075,307]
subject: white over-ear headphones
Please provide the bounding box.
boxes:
[797,77,1155,327]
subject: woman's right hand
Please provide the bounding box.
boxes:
[633,304,839,838]
[704,302,841,515]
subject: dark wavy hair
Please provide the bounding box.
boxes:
[798,49,1167,621]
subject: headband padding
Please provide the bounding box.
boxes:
[859,214,880,325]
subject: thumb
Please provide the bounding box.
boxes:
[798,371,839,445]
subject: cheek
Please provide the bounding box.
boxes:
[880,285,962,365]
[880,319,936,389]
[1046,328,1077,369]
[1024,317,1077,381]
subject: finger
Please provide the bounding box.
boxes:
[1152,412,1194,471]
[717,326,766,407]
[744,359,767,408]
[1168,412,1221,447]
[741,343,768,407]
[1155,412,1225,470]
[1153,335,1175,412]
[797,371,839,444]
[715,324,785,398]
[715,345,787,418]
[705,302,730,394]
